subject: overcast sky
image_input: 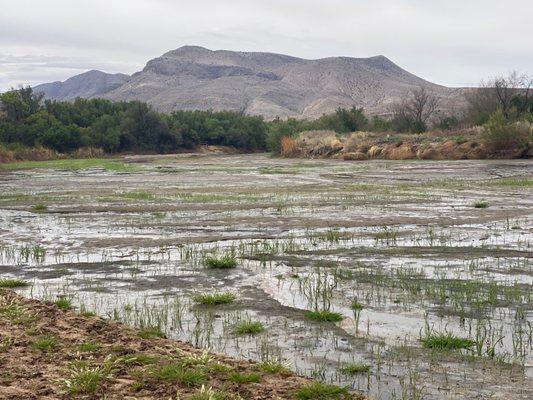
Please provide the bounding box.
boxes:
[1,0,532,91]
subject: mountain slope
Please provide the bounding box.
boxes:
[34,70,129,101]
[33,46,465,119]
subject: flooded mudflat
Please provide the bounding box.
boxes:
[1,154,532,399]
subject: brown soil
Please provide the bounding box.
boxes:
[0,290,363,400]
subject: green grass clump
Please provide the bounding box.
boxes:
[234,320,265,335]
[0,300,37,325]
[54,296,72,310]
[295,382,349,399]
[78,342,101,353]
[258,360,291,375]
[150,363,207,387]
[193,292,236,306]
[80,310,97,317]
[31,335,57,351]
[138,325,166,339]
[305,310,344,322]
[227,372,261,383]
[62,362,107,394]
[33,203,47,211]
[472,200,489,208]
[204,255,237,269]
[0,279,29,288]
[421,332,475,351]
[340,363,370,375]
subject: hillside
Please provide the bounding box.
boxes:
[33,70,129,101]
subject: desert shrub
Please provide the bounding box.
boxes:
[343,132,365,152]
[437,116,460,130]
[369,115,392,132]
[482,111,532,155]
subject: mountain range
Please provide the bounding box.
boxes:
[33,45,466,119]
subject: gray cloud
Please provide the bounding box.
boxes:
[1,0,532,90]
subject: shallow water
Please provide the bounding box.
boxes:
[1,155,532,399]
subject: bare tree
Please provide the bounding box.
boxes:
[391,87,440,132]
[407,87,440,125]
[466,71,532,122]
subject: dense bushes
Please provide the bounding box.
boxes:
[0,88,268,154]
[0,88,370,156]
[1,76,531,159]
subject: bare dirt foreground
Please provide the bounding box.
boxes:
[0,289,360,400]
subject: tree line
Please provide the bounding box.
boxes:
[0,87,371,155]
[1,72,531,157]
[0,88,268,153]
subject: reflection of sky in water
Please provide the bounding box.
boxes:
[1,157,532,399]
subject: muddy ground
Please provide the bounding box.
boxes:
[0,154,532,399]
[1,289,353,400]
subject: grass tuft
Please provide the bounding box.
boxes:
[78,342,101,353]
[0,279,30,288]
[472,200,489,208]
[150,363,207,387]
[193,292,236,306]
[204,255,237,269]
[189,385,228,400]
[234,320,265,335]
[340,363,370,375]
[138,325,166,339]
[227,372,261,383]
[258,360,291,375]
[31,335,57,351]
[61,362,107,394]
[421,332,475,351]
[33,203,47,211]
[54,296,72,310]
[305,310,344,322]
[295,382,349,399]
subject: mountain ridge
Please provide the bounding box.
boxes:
[33,70,129,101]
[33,46,465,119]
